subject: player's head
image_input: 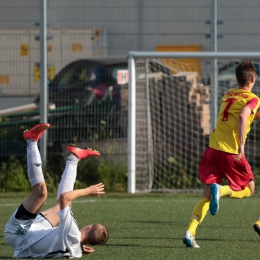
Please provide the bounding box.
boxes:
[80,223,109,246]
[235,60,256,87]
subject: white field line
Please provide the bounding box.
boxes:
[0,199,183,207]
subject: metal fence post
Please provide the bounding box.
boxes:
[210,0,218,132]
[39,0,48,170]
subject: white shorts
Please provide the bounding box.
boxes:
[4,209,52,250]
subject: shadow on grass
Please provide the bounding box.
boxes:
[124,220,257,230]
[109,235,260,245]
[197,237,260,243]
[123,220,184,224]
[114,236,172,240]
[105,243,173,248]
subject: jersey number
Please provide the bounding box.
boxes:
[222,98,237,121]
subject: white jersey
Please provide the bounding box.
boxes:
[4,206,82,259]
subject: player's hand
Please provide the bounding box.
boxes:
[234,152,244,161]
[254,108,260,121]
[82,245,95,254]
[234,145,245,161]
[86,183,105,197]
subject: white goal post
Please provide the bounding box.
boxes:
[128,52,260,194]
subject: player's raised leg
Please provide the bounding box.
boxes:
[209,161,254,215]
[209,183,234,215]
[22,123,50,215]
[210,181,252,216]
[56,144,100,200]
[209,183,220,215]
[229,181,253,199]
[41,144,100,226]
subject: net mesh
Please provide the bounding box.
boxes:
[134,58,260,192]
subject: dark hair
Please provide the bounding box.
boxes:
[235,60,255,87]
[87,224,109,245]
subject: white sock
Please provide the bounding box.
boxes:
[56,153,79,200]
[27,139,45,186]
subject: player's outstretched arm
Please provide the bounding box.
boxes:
[59,183,105,210]
[235,106,251,161]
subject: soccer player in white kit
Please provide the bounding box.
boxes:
[4,123,109,258]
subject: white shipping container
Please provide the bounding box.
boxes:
[61,29,93,67]
[29,29,62,95]
[0,29,30,95]
[0,28,108,96]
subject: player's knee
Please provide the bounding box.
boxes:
[249,185,254,194]
[247,179,255,196]
[248,187,254,197]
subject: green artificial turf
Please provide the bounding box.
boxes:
[1,193,260,260]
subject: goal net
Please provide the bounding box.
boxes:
[128,52,260,193]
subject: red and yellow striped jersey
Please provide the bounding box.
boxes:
[209,88,260,154]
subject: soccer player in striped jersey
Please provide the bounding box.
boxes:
[4,123,108,258]
[182,60,260,248]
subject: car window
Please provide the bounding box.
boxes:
[57,69,74,92]
[75,62,96,83]
[89,64,127,86]
[50,61,97,92]
[50,62,76,91]
[78,69,87,81]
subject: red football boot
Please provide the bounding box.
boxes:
[23,123,50,142]
[68,143,100,161]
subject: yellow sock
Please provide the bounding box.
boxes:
[254,219,260,226]
[187,198,210,236]
[229,186,251,199]
[220,185,232,196]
